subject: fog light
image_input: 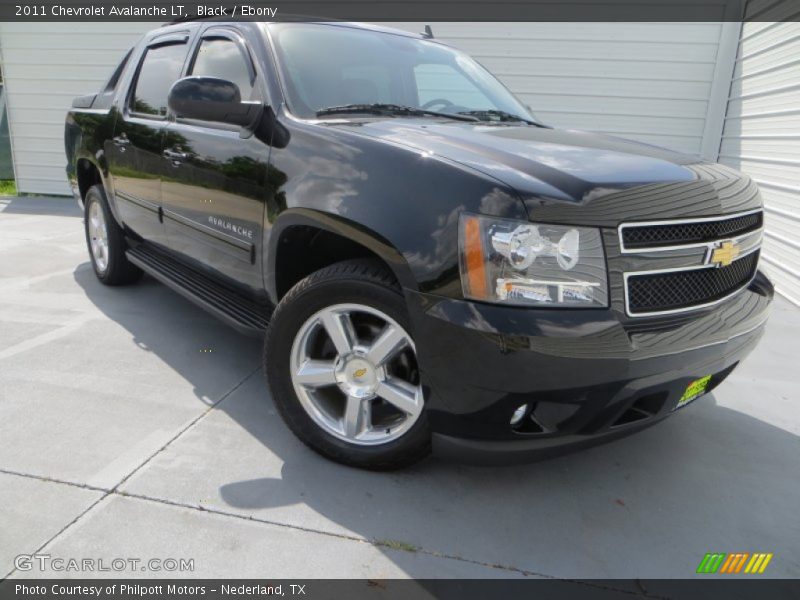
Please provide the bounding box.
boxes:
[510,404,528,426]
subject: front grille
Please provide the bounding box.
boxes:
[627,251,759,314]
[621,211,762,250]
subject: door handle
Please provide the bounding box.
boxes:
[163,148,188,165]
[112,136,130,152]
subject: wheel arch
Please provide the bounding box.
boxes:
[76,157,104,202]
[74,155,124,226]
[266,209,417,303]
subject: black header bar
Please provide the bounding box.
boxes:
[2,579,800,600]
[1,0,799,22]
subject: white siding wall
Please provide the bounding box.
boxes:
[0,22,730,196]
[0,22,151,195]
[718,12,800,304]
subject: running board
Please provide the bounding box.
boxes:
[126,244,270,337]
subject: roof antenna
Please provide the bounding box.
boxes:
[423,25,434,39]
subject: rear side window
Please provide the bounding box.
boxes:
[190,38,254,100]
[131,43,187,117]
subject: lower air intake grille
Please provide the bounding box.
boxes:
[627,251,759,314]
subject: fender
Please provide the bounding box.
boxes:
[265,208,417,303]
[67,102,125,227]
[263,114,528,301]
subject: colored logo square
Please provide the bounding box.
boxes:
[677,375,712,409]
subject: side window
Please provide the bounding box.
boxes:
[131,43,187,117]
[190,38,254,100]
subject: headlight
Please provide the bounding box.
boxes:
[458,213,608,307]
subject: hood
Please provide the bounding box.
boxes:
[332,120,700,205]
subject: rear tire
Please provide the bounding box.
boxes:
[84,184,142,286]
[265,259,430,470]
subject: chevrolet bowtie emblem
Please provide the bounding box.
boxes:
[353,368,367,378]
[710,240,740,267]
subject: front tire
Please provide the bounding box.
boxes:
[265,260,430,470]
[84,184,142,285]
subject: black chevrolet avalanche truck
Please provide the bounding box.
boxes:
[65,20,773,469]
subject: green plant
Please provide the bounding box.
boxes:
[0,180,16,196]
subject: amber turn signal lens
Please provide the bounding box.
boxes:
[462,215,489,299]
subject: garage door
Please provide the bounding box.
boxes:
[718,5,800,305]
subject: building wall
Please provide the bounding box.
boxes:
[0,22,152,194]
[717,7,800,304]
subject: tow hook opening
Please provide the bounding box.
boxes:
[612,392,669,427]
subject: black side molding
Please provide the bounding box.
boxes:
[126,244,270,337]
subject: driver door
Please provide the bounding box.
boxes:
[160,28,270,294]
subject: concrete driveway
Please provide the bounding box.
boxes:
[1,195,798,580]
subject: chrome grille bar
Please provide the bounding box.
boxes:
[618,208,763,254]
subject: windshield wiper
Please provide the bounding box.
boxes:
[316,103,479,122]
[456,109,541,125]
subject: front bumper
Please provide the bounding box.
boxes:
[405,271,773,465]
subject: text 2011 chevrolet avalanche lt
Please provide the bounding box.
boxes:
[65,20,773,469]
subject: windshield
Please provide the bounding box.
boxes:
[266,23,535,122]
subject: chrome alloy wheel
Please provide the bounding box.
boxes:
[289,303,424,445]
[88,200,109,273]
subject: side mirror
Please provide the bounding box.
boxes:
[168,76,262,128]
